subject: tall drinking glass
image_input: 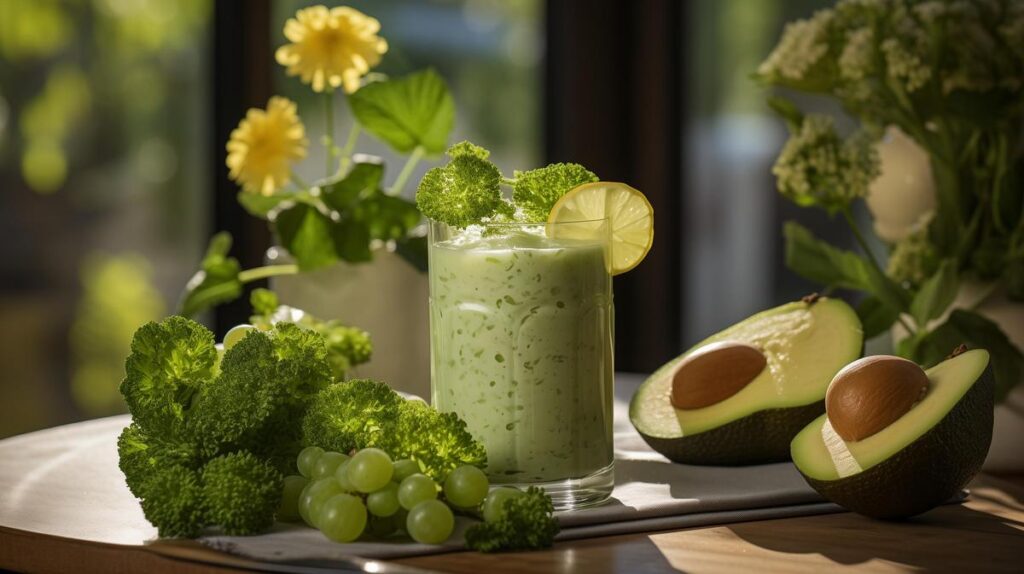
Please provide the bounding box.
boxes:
[428,219,614,509]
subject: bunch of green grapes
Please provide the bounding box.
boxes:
[278,446,520,545]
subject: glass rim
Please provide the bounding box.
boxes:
[429,216,609,227]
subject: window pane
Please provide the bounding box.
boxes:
[682,0,855,343]
[0,0,212,437]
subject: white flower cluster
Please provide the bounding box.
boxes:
[886,227,938,287]
[757,10,833,82]
[758,0,1024,99]
[772,115,881,213]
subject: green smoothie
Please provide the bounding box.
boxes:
[428,225,614,484]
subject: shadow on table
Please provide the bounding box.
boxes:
[726,504,1024,573]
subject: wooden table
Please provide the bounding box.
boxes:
[1,417,1022,574]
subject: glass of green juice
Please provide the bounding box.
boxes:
[428,218,614,509]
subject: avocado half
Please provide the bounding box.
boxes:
[791,349,994,519]
[630,297,863,465]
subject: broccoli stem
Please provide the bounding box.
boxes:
[290,170,312,190]
[389,145,425,196]
[238,264,300,283]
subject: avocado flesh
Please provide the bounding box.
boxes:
[630,298,863,465]
[791,350,994,519]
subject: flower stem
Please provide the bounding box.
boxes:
[324,90,336,176]
[337,122,361,176]
[291,171,312,190]
[842,206,883,271]
[238,264,299,283]
[389,145,425,196]
[841,206,917,335]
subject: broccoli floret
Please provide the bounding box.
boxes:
[118,317,333,538]
[118,423,201,499]
[447,140,491,160]
[512,163,598,222]
[302,379,486,481]
[302,379,404,453]
[188,329,279,455]
[249,290,373,380]
[250,288,279,316]
[416,142,504,227]
[119,316,217,437]
[320,321,373,376]
[137,465,205,538]
[201,451,283,535]
[378,400,487,482]
[465,487,560,552]
[189,323,333,457]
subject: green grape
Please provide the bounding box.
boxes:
[299,478,342,528]
[318,493,368,543]
[443,465,489,508]
[347,448,393,493]
[223,324,256,349]
[277,475,309,522]
[312,451,348,480]
[297,446,324,478]
[366,482,401,517]
[367,514,399,538]
[398,474,438,510]
[482,487,524,523]
[406,500,454,544]
[335,459,356,492]
[392,459,420,482]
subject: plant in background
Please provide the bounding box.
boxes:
[180,4,455,317]
[70,253,165,415]
[758,0,1024,400]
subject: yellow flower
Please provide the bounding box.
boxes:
[275,5,388,94]
[226,97,308,195]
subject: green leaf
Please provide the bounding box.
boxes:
[275,204,340,271]
[321,161,384,213]
[856,296,899,340]
[947,310,1024,401]
[909,259,959,327]
[237,191,297,219]
[348,69,455,154]
[904,310,1024,402]
[783,222,870,291]
[179,232,243,317]
[332,217,372,263]
[395,235,428,273]
[861,261,912,315]
[784,222,911,315]
[355,194,421,241]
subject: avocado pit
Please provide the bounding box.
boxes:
[671,341,767,410]
[825,355,929,442]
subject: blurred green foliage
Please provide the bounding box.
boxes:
[71,254,166,416]
[1,0,210,194]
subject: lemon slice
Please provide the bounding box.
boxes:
[547,181,654,275]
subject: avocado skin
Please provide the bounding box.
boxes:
[800,366,994,519]
[638,401,825,466]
